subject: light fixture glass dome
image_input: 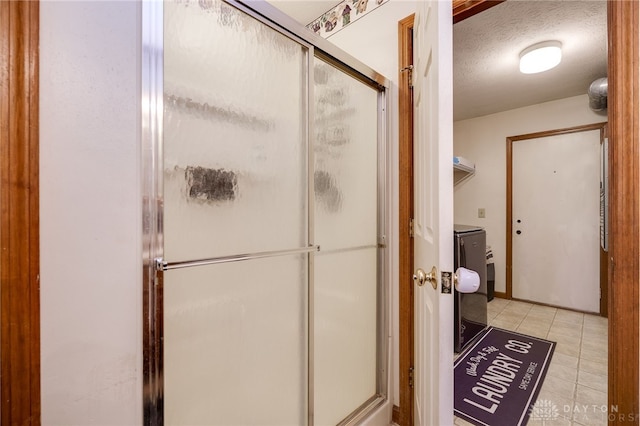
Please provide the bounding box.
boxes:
[519,41,562,74]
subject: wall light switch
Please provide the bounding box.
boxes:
[478,208,486,218]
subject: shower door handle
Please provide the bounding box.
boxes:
[156,245,320,272]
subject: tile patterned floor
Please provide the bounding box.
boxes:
[454,298,609,426]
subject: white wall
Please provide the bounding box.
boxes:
[40,1,142,424]
[453,94,605,294]
[328,0,418,408]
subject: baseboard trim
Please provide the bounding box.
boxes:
[510,297,600,316]
[491,293,599,315]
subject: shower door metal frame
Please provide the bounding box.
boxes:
[142,1,390,424]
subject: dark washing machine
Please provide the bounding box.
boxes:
[454,225,488,353]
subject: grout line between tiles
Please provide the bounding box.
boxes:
[488,300,609,419]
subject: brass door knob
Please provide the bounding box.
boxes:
[414,266,438,289]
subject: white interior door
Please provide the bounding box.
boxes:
[512,130,601,313]
[412,1,454,424]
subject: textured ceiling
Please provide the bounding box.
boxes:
[454,0,607,121]
[267,0,608,122]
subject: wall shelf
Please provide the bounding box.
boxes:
[454,156,475,185]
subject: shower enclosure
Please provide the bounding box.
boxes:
[142,1,389,424]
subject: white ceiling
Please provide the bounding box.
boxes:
[268,0,608,122]
[453,0,607,121]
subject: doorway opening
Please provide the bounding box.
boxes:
[397,1,639,424]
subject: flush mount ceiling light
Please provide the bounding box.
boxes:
[519,41,562,74]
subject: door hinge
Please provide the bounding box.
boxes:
[409,218,415,238]
[409,366,414,388]
[401,65,413,88]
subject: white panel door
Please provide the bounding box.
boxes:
[512,130,600,312]
[413,1,454,424]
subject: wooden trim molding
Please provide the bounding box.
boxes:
[392,405,400,424]
[600,123,610,318]
[505,122,607,305]
[511,298,605,316]
[607,0,639,422]
[0,1,41,424]
[397,13,414,426]
[505,137,513,300]
[506,122,608,142]
[599,247,608,317]
[452,0,505,24]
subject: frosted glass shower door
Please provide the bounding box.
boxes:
[313,58,381,425]
[162,1,309,424]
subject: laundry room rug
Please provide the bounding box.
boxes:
[454,327,556,426]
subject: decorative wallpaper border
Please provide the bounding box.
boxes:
[307,0,390,39]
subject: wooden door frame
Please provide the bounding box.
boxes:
[398,1,639,424]
[607,0,639,421]
[0,1,41,424]
[397,13,414,426]
[505,122,607,312]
